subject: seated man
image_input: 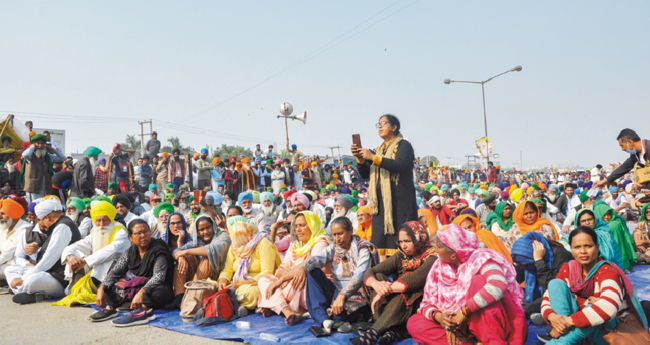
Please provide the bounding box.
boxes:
[5,198,81,304]
[12,202,46,269]
[334,195,358,232]
[0,199,31,282]
[93,219,174,321]
[66,197,92,237]
[238,192,266,231]
[53,201,130,307]
[112,194,139,227]
[184,195,202,230]
[150,201,174,239]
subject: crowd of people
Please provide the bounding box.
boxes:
[1,116,650,344]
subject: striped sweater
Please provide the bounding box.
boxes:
[541,262,629,328]
[422,259,508,321]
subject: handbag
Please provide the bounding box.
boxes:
[179,280,217,322]
[193,288,240,327]
[634,162,650,185]
[602,313,650,344]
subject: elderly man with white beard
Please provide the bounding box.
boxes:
[53,201,130,307]
[20,134,66,202]
[174,190,190,215]
[259,192,278,234]
[150,201,174,239]
[71,146,101,199]
[221,190,236,214]
[0,199,30,282]
[238,191,266,232]
[6,197,81,304]
[66,197,93,238]
[334,195,358,232]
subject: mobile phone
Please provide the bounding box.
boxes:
[309,326,330,338]
[352,134,362,148]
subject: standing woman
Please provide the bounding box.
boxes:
[353,114,418,260]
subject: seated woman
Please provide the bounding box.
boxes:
[541,227,649,344]
[513,201,558,242]
[511,232,573,323]
[167,215,231,310]
[350,221,436,345]
[594,201,637,272]
[300,217,378,335]
[94,219,174,320]
[257,211,331,325]
[453,213,512,262]
[217,216,281,316]
[574,209,625,270]
[634,203,650,264]
[407,224,527,345]
[489,202,519,250]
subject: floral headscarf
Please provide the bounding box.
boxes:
[290,211,329,257]
[397,221,435,271]
[420,224,523,313]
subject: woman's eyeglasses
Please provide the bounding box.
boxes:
[375,121,388,128]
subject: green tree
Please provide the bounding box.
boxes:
[212,144,253,160]
[161,136,194,155]
[121,134,141,150]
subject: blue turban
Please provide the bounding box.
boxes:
[260,192,274,204]
[583,181,593,190]
[206,191,224,205]
[200,148,208,155]
[238,192,253,205]
[578,181,584,187]
[341,187,351,195]
[28,202,37,214]
[459,183,469,190]
[98,158,106,165]
[359,187,367,193]
[609,186,619,194]
[292,144,297,149]
[511,232,554,303]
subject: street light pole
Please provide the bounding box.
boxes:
[444,65,522,169]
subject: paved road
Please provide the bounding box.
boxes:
[0,295,243,344]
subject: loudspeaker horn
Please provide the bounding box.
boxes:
[290,111,307,124]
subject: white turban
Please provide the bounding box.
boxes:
[35,198,63,220]
[428,196,441,205]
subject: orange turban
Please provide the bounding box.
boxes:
[0,199,24,219]
[241,157,250,164]
[162,152,170,158]
[29,131,36,138]
[212,157,221,165]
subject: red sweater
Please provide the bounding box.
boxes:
[541,262,628,328]
[429,205,455,225]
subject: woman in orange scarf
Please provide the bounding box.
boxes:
[417,208,438,234]
[356,206,373,241]
[453,214,512,262]
[512,201,558,241]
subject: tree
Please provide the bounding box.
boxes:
[161,136,194,155]
[211,144,253,160]
[121,134,141,150]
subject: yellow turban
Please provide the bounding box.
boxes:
[90,201,117,223]
[511,188,523,203]
[526,186,535,196]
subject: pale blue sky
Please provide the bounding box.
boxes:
[1,1,648,169]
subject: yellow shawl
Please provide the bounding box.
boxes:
[291,211,329,257]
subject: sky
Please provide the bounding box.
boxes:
[1,1,649,170]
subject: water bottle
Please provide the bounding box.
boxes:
[235,321,250,329]
[259,333,280,342]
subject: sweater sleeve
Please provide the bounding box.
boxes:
[465,260,508,312]
[364,252,399,285]
[570,266,626,328]
[395,255,436,292]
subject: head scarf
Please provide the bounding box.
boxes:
[0,199,24,220]
[511,232,554,302]
[396,221,435,271]
[154,202,174,218]
[291,193,310,209]
[494,202,515,231]
[226,216,279,282]
[418,208,438,234]
[513,201,558,240]
[640,203,650,223]
[237,192,253,205]
[453,214,512,263]
[420,224,523,313]
[574,208,624,270]
[290,211,329,257]
[35,197,62,219]
[90,201,117,223]
[159,212,191,249]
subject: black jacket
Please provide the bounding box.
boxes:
[607,139,650,184]
[71,156,95,198]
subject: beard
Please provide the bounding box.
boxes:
[34,148,47,159]
[66,209,80,223]
[334,209,347,218]
[242,206,253,214]
[0,218,15,232]
[178,202,189,212]
[91,223,115,251]
[222,200,232,208]
[262,204,274,216]
[5,162,15,173]
[286,205,294,213]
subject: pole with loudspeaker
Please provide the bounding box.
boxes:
[277,103,307,163]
